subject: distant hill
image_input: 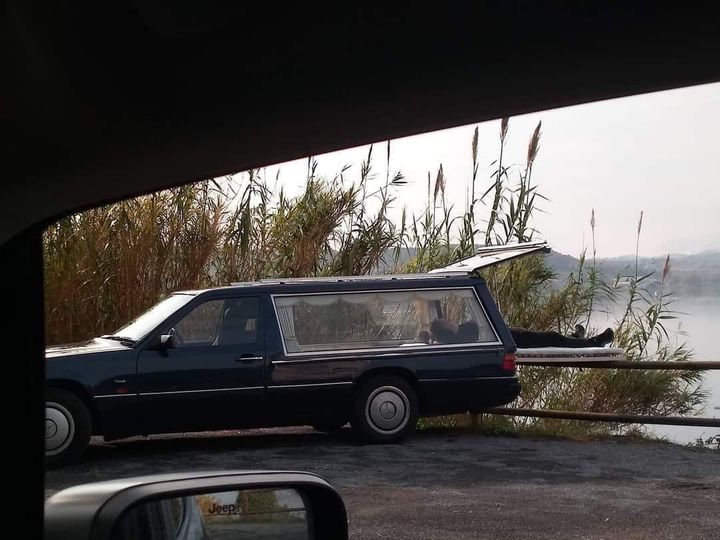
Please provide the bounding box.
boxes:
[546,250,720,297]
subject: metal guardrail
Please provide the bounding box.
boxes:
[486,359,720,428]
[488,407,720,427]
[516,359,720,370]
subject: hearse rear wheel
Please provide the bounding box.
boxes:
[352,375,418,443]
[46,388,91,468]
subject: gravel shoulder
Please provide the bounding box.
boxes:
[46,428,720,539]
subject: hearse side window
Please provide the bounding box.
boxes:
[273,288,497,354]
[214,297,259,345]
[171,297,259,347]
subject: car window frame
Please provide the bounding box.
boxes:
[270,286,502,357]
[169,298,226,348]
[136,293,263,353]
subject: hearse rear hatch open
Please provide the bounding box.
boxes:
[429,241,550,274]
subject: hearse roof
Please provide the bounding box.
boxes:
[229,273,475,287]
[174,273,483,297]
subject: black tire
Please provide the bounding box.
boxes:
[351,375,418,443]
[45,388,92,467]
[312,419,347,433]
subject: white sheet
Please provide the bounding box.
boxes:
[516,347,625,363]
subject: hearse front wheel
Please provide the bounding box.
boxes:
[45,389,91,467]
[352,375,418,443]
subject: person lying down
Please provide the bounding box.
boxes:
[425,319,615,348]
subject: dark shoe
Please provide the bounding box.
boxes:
[592,328,614,347]
[571,324,586,339]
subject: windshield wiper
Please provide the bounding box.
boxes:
[101,335,136,345]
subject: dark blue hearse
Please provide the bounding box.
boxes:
[45,273,520,465]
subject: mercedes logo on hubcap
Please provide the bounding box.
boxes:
[46,419,58,438]
[379,401,396,419]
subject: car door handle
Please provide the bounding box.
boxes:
[236,355,264,363]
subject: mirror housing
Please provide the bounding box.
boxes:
[158,334,175,350]
[45,471,348,540]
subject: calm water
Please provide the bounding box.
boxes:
[592,297,719,445]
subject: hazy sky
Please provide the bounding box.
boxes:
[245,82,719,258]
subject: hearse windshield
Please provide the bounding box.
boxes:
[107,293,195,342]
[273,287,499,354]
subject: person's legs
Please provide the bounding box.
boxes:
[510,327,614,348]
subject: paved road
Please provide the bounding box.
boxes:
[46,428,720,539]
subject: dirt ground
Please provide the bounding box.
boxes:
[46,428,720,539]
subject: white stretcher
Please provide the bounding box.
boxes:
[516,347,625,363]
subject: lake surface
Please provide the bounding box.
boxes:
[592,297,719,445]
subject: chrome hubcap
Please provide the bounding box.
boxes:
[365,386,409,435]
[46,402,74,456]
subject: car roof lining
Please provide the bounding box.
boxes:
[2,4,719,242]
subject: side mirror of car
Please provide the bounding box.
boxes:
[45,471,348,540]
[158,333,175,350]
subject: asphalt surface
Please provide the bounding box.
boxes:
[46,428,720,539]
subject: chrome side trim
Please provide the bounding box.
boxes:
[271,342,504,361]
[271,344,503,364]
[139,386,264,396]
[94,393,138,399]
[267,382,353,389]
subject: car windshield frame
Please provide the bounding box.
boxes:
[107,293,195,343]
